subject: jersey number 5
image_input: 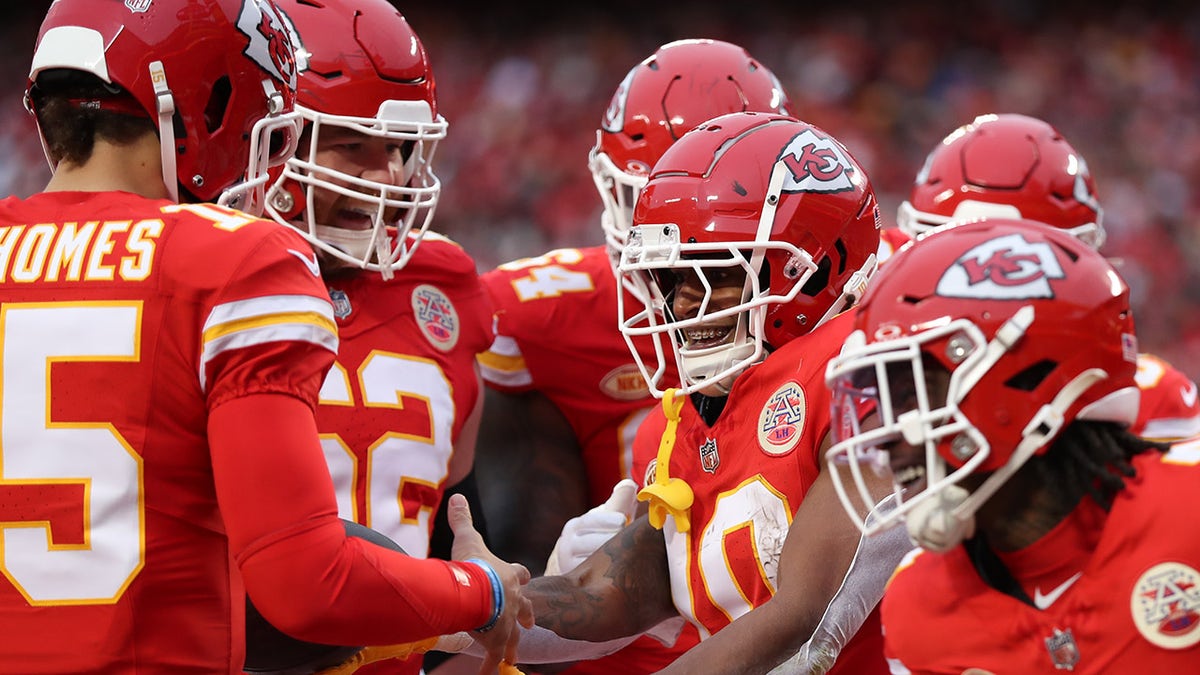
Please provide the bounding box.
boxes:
[2,303,143,605]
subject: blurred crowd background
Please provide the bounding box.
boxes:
[3,1,1198,376]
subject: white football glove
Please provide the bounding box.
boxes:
[544,479,639,575]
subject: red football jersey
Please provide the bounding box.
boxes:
[316,235,493,675]
[1132,353,1200,441]
[317,234,493,559]
[881,443,1200,674]
[0,192,337,672]
[631,310,888,675]
[479,246,676,502]
[478,245,697,673]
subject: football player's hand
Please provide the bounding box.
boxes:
[446,493,535,675]
[544,479,639,575]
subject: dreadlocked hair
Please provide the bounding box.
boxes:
[29,69,154,167]
[1033,420,1169,511]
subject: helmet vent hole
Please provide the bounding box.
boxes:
[1048,238,1080,262]
[1005,359,1057,392]
[204,76,232,134]
[833,238,848,274]
[800,256,831,296]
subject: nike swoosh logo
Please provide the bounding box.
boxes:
[1033,571,1083,610]
[1182,381,1198,408]
[287,249,321,277]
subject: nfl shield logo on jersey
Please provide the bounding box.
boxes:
[699,438,719,474]
[1043,628,1079,671]
[125,0,152,12]
[329,289,352,319]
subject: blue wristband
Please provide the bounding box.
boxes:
[466,558,504,633]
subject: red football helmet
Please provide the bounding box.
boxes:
[825,218,1139,551]
[259,0,446,279]
[28,0,302,210]
[897,114,1105,249]
[590,39,791,266]
[618,112,880,396]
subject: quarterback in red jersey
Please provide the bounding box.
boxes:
[1,1,531,673]
[825,218,1200,673]
[898,113,1200,442]
[257,2,498,673]
[475,39,790,673]
[506,113,908,674]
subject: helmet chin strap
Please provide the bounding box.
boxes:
[148,60,179,203]
[906,366,1110,553]
[680,161,788,396]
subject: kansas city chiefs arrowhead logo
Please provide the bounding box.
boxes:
[237,0,299,89]
[779,129,857,193]
[601,66,637,134]
[936,232,1064,300]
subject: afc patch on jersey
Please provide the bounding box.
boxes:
[1130,561,1200,650]
[412,284,460,351]
[758,381,806,456]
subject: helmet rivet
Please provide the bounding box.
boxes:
[767,194,779,205]
[271,191,295,211]
[951,434,977,461]
[945,333,974,363]
[192,175,204,187]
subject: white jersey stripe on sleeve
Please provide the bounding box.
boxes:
[200,294,338,391]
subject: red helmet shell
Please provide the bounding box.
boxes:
[901,114,1103,246]
[637,112,881,347]
[854,218,1136,470]
[279,0,436,119]
[598,39,791,179]
[28,0,300,202]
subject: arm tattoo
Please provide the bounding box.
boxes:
[528,516,675,640]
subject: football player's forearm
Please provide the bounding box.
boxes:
[657,597,800,675]
[240,520,494,645]
[529,516,676,640]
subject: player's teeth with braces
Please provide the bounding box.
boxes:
[894,464,925,487]
[686,327,730,341]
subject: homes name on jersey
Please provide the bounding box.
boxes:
[0,219,162,283]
